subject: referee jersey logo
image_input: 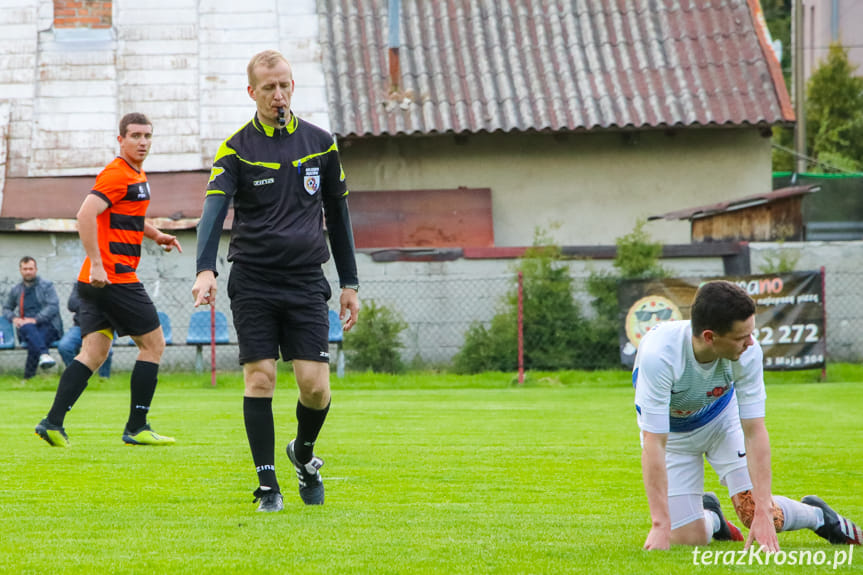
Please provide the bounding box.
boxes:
[304,175,320,195]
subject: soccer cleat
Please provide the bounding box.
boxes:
[801,495,863,545]
[122,424,176,446]
[703,492,744,542]
[35,418,70,447]
[286,439,325,505]
[252,488,284,512]
[38,353,56,369]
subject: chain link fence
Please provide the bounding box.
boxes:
[2,270,862,375]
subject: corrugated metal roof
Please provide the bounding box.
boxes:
[318,0,794,138]
[648,185,820,221]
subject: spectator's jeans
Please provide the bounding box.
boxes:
[17,323,60,379]
[57,326,113,378]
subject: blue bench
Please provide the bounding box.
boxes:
[0,317,14,350]
[116,310,173,346]
[0,316,60,350]
[187,310,230,373]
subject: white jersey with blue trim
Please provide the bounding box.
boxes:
[633,320,766,434]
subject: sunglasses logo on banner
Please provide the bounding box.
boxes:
[623,295,683,356]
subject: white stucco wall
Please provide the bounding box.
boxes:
[340,128,773,247]
[0,0,328,178]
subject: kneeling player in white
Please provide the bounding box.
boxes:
[634,281,862,551]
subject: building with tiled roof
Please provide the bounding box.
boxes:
[321,0,793,137]
[0,0,792,251]
[320,0,793,247]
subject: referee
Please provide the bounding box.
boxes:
[193,50,360,512]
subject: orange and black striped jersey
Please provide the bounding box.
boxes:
[78,157,150,285]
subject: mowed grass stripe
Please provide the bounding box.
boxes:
[0,375,860,574]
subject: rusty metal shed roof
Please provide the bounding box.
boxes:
[318,0,794,138]
[648,185,820,221]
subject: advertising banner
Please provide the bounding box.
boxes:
[618,272,825,371]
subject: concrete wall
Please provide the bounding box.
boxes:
[2,234,861,370]
[340,128,772,247]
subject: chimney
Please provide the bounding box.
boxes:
[388,0,400,93]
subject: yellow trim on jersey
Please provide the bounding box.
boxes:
[292,142,338,168]
[213,121,251,162]
[237,156,280,170]
[208,166,225,183]
[205,190,226,196]
[253,114,298,137]
[214,142,237,163]
[213,137,280,171]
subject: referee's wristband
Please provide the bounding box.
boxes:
[341,283,359,292]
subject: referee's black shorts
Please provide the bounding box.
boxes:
[228,264,331,365]
[77,281,161,338]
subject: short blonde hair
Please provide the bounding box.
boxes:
[247,50,290,87]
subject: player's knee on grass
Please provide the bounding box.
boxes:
[731,490,785,530]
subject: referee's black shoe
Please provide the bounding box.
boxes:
[801,495,863,545]
[287,439,324,505]
[703,492,744,541]
[252,487,283,512]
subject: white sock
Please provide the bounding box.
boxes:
[775,496,824,532]
[704,509,721,540]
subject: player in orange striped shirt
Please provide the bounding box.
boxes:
[35,113,182,448]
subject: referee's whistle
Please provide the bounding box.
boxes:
[277,107,286,128]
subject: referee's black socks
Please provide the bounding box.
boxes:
[47,359,93,426]
[244,396,279,491]
[127,360,159,431]
[294,399,330,464]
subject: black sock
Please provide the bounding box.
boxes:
[127,360,159,431]
[244,396,279,491]
[47,360,93,426]
[294,399,330,464]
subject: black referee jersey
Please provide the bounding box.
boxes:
[196,113,358,286]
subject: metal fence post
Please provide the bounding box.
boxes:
[210,304,216,386]
[517,271,524,384]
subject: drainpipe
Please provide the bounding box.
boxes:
[794,0,807,175]
[388,0,400,93]
[831,0,839,41]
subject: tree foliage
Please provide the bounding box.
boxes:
[585,220,668,368]
[344,300,407,373]
[772,42,863,173]
[453,227,595,373]
[805,44,863,172]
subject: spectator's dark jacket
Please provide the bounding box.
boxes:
[2,276,63,336]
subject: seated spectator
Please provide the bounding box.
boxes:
[57,283,112,378]
[2,256,63,380]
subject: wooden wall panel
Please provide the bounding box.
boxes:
[349,188,494,248]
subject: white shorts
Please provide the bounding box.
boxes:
[641,395,753,528]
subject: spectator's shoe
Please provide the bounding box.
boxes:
[286,439,325,505]
[252,488,284,512]
[38,353,56,369]
[703,492,744,541]
[801,495,863,545]
[122,424,175,446]
[35,418,70,447]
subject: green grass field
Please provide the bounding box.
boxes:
[1,368,861,574]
